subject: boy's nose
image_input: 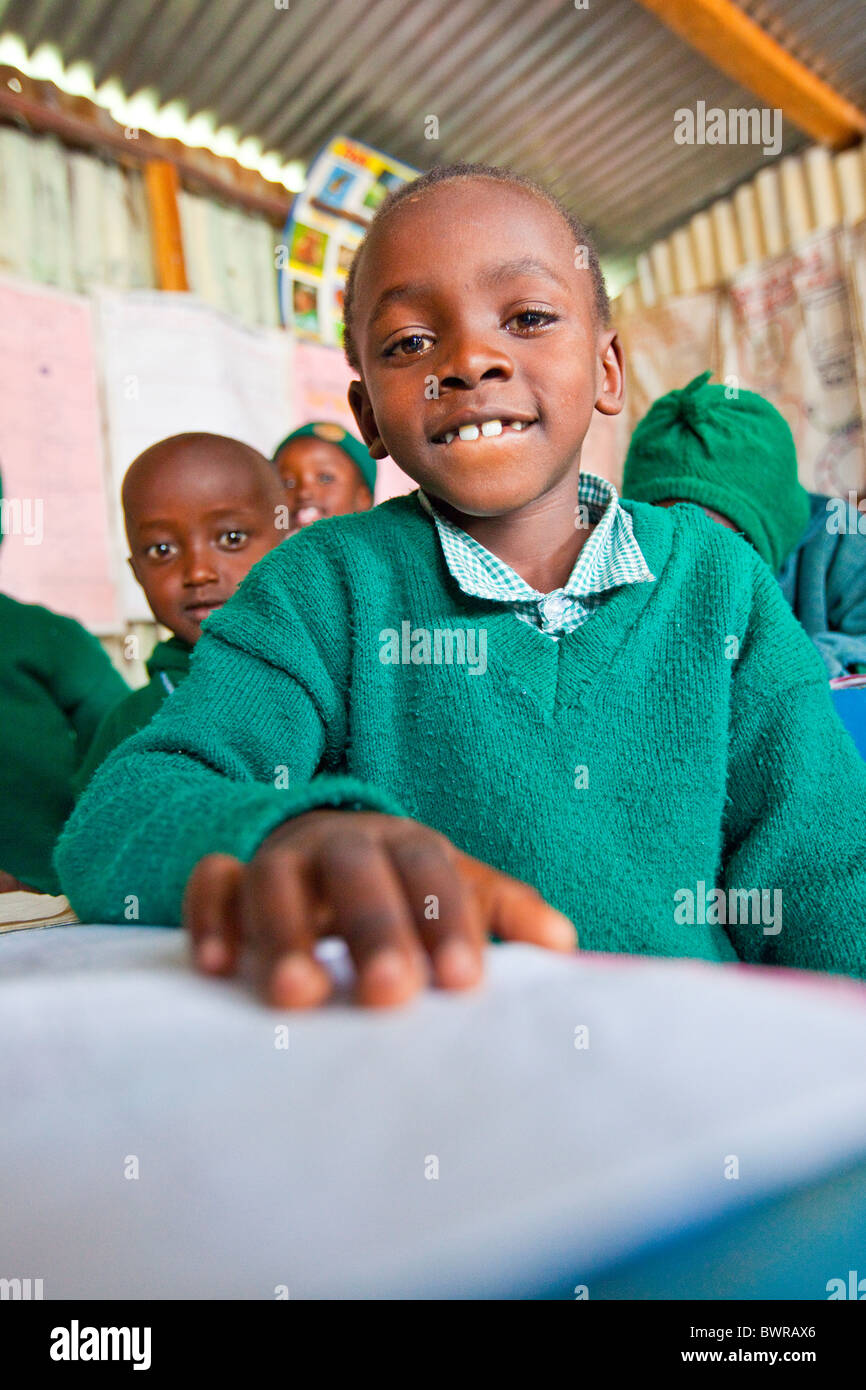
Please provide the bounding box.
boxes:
[183,551,219,585]
[438,334,513,390]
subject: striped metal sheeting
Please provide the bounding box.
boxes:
[738,0,866,109]
[1,0,845,257]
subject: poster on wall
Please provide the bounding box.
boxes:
[619,292,723,429]
[719,231,866,496]
[279,136,418,349]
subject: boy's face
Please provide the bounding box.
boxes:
[348,179,623,520]
[125,447,280,647]
[274,437,371,530]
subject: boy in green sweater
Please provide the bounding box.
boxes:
[75,433,285,791]
[57,164,866,1007]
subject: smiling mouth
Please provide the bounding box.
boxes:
[293,505,326,526]
[184,600,224,618]
[432,418,536,445]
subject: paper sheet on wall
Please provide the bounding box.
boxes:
[719,230,866,495]
[619,292,722,433]
[292,340,416,502]
[0,278,118,630]
[97,291,295,621]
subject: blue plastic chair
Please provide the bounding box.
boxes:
[831,686,866,759]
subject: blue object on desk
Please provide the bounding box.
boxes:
[832,687,866,759]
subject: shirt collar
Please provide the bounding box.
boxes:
[417,472,655,605]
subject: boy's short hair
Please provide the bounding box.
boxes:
[342,161,610,372]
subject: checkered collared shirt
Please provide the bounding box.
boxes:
[418,472,655,638]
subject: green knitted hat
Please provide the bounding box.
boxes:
[272,422,377,495]
[622,371,810,572]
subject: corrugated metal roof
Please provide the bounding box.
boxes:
[738,0,866,109]
[2,0,856,259]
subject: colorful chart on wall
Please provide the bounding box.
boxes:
[279,137,418,348]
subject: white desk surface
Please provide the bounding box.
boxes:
[2,925,866,1299]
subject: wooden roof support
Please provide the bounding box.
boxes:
[0,65,292,223]
[634,0,866,147]
[144,159,189,292]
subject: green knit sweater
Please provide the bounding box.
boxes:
[74,636,193,795]
[1,592,129,892]
[55,495,866,975]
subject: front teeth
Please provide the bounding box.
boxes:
[441,419,529,443]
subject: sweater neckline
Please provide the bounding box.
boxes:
[404,492,674,719]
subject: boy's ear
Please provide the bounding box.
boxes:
[594,330,625,417]
[126,554,140,584]
[348,380,388,460]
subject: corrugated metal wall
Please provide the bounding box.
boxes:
[3,0,861,258]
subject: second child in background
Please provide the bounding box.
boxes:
[75,433,284,791]
[622,371,866,678]
[272,422,376,531]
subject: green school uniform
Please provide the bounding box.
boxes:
[75,637,193,794]
[56,496,866,977]
[0,592,129,893]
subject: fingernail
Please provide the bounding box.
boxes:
[434,939,481,987]
[364,949,411,992]
[272,953,320,997]
[197,936,228,972]
[547,911,578,950]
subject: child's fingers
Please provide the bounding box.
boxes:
[388,829,485,990]
[183,853,244,975]
[456,853,579,952]
[314,826,426,1007]
[238,847,332,1009]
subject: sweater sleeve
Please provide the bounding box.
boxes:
[50,615,131,752]
[71,682,162,800]
[54,540,408,926]
[721,560,866,977]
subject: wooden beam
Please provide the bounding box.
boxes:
[0,65,292,223]
[634,0,866,147]
[144,159,189,292]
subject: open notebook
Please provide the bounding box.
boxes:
[2,925,866,1298]
[0,891,79,932]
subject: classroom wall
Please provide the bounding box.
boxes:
[0,125,414,676]
[611,144,866,498]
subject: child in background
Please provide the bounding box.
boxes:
[58,164,866,1008]
[0,475,129,893]
[621,371,866,677]
[272,423,375,531]
[75,433,284,791]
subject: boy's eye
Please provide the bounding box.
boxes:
[144,542,176,560]
[318,472,337,485]
[384,332,435,358]
[219,530,249,548]
[506,308,558,333]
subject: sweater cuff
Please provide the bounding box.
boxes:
[233,774,410,862]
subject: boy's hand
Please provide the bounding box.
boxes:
[183,810,577,1008]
